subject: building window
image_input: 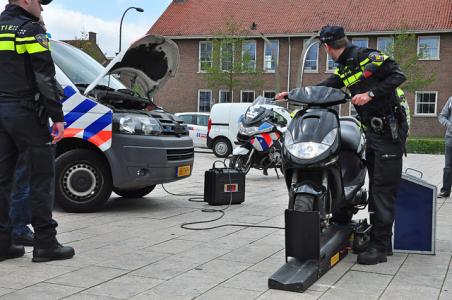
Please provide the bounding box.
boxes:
[352,38,369,48]
[242,40,256,71]
[418,36,440,60]
[349,103,358,117]
[415,91,437,116]
[377,37,394,55]
[198,90,212,112]
[263,90,276,99]
[199,41,212,72]
[221,42,234,71]
[264,40,279,72]
[219,90,232,103]
[304,40,319,72]
[241,90,255,103]
[326,54,338,72]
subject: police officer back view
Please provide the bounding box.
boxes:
[277,26,408,265]
[0,0,74,262]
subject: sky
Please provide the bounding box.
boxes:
[0,0,173,56]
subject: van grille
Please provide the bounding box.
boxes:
[167,148,194,161]
[159,119,188,136]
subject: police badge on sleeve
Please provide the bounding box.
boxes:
[35,34,50,49]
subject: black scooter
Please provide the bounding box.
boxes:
[268,86,370,293]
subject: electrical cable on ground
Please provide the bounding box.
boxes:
[161,159,284,231]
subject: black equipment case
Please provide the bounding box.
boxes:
[204,162,246,205]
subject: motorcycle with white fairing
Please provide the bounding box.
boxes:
[230,96,291,175]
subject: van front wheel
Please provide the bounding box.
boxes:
[56,149,112,213]
[212,138,232,158]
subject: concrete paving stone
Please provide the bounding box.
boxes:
[257,289,323,300]
[250,232,285,247]
[196,259,253,279]
[177,244,233,264]
[220,244,282,264]
[83,275,163,299]
[179,227,243,242]
[437,239,452,253]
[351,252,407,275]
[130,290,192,300]
[397,252,451,276]
[0,264,78,289]
[129,257,200,280]
[196,286,262,300]
[143,238,202,255]
[248,257,284,274]
[320,270,392,299]
[46,266,128,288]
[203,234,258,250]
[144,270,222,298]
[0,283,83,300]
[381,283,440,300]
[0,288,15,297]
[391,269,446,289]
[95,251,169,270]
[66,293,122,300]
[220,270,270,292]
[57,230,99,244]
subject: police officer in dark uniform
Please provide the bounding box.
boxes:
[277,26,408,265]
[0,0,74,262]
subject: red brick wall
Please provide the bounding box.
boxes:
[154,34,451,137]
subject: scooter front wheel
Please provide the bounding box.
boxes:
[230,154,252,174]
[293,194,314,211]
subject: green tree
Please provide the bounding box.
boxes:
[386,30,436,92]
[204,19,264,101]
[72,30,107,64]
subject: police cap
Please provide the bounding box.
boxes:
[319,25,345,44]
[40,0,53,5]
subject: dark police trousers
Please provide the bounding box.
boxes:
[366,130,405,250]
[442,143,452,194]
[0,101,58,254]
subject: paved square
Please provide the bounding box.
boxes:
[0,151,448,299]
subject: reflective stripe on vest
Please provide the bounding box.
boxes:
[0,35,48,54]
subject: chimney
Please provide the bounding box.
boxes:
[174,0,185,3]
[88,32,97,44]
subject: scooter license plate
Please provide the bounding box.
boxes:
[177,165,191,177]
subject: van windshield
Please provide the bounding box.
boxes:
[50,41,125,91]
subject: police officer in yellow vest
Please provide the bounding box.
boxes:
[277,26,409,265]
[0,0,74,262]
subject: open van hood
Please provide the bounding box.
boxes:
[84,34,180,99]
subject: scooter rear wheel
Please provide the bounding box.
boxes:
[293,194,314,211]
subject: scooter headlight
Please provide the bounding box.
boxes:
[285,128,337,159]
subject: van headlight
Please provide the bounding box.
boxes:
[285,128,337,159]
[113,114,162,136]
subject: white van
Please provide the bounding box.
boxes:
[207,103,251,157]
[51,35,194,212]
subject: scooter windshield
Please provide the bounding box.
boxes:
[288,86,349,106]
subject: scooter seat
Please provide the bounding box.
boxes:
[339,117,362,153]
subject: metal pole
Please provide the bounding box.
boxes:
[297,36,319,89]
[119,7,144,53]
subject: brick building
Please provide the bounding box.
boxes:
[149,0,452,137]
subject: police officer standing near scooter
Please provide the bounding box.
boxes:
[277,25,408,265]
[0,0,74,262]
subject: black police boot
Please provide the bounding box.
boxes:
[32,243,75,263]
[438,190,450,198]
[0,245,25,262]
[357,247,387,265]
[13,231,34,247]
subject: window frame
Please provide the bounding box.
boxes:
[242,40,257,71]
[240,90,255,103]
[326,54,337,73]
[219,89,233,103]
[198,41,213,73]
[417,36,440,60]
[263,90,276,99]
[377,36,394,54]
[303,39,319,73]
[263,39,279,73]
[220,42,235,72]
[198,89,212,112]
[352,37,369,48]
[414,91,438,116]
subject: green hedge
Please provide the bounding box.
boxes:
[406,137,445,154]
